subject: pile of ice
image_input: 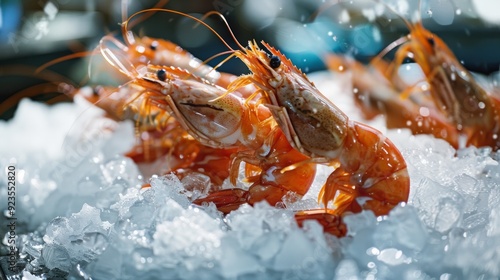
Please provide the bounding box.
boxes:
[2,72,500,279]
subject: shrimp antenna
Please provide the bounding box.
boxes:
[122,8,240,53]
[35,1,170,77]
[98,35,138,79]
[0,65,77,119]
[35,50,99,74]
[0,83,72,117]
[121,0,170,46]
[370,35,408,62]
[200,50,238,76]
[369,0,421,66]
[197,10,247,52]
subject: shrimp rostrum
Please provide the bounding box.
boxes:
[227,41,410,217]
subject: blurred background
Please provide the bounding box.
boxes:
[1,0,499,120]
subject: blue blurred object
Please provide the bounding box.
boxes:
[0,0,22,43]
[348,24,383,57]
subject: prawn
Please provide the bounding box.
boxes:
[96,7,256,97]
[226,41,410,218]
[324,53,460,147]
[369,0,500,150]
[130,64,317,214]
[69,82,238,188]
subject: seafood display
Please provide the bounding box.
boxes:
[78,7,411,236]
[227,41,410,217]
[3,0,500,279]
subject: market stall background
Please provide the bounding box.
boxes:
[1,0,500,120]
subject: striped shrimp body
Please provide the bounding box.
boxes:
[103,35,237,90]
[370,4,500,150]
[324,54,460,148]
[69,83,236,187]
[134,65,317,213]
[228,41,410,217]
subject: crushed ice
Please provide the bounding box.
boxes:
[2,72,500,279]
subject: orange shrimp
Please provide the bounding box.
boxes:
[226,41,409,218]
[324,54,460,147]
[129,65,317,214]
[69,83,238,187]
[96,8,254,96]
[370,1,500,150]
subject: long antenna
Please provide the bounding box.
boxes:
[122,8,242,53]
[121,0,170,46]
[198,10,247,52]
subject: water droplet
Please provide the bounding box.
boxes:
[478,102,485,109]
[427,9,433,16]
[333,36,337,41]
[456,9,461,15]
[327,31,333,36]
[419,107,430,117]
[366,247,380,256]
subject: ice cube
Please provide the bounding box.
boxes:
[41,204,110,272]
[434,197,462,233]
[227,202,294,250]
[249,232,282,261]
[219,236,260,278]
[487,205,500,236]
[343,210,377,236]
[152,201,224,269]
[85,245,123,280]
[334,259,360,280]
[180,172,211,200]
[376,205,428,252]
[412,178,464,230]
[41,244,71,271]
[150,174,191,209]
[272,230,316,270]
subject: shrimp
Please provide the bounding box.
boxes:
[369,1,500,150]
[226,41,409,218]
[69,82,238,188]
[96,8,256,97]
[324,53,460,147]
[130,64,317,214]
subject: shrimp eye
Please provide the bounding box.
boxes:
[156,69,167,81]
[269,55,281,69]
[427,37,435,47]
[92,86,102,96]
[150,41,159,51]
